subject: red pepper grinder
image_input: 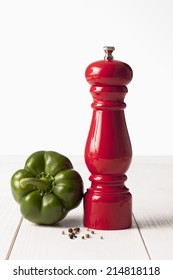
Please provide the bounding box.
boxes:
[84,46,133,230]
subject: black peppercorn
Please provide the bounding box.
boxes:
[74,227,80,233]
[69,233,74,239]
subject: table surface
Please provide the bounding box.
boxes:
[0,155,173,260]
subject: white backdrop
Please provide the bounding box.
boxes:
[0,0,173,156]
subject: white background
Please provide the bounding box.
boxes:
[0,0,173,156]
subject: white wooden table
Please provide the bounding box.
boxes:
[0,156,173,260]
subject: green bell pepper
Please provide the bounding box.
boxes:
[11,151,83,225]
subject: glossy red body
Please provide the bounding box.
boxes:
[84,55,133,230]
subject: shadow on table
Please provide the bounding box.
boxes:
[32,216,83,229]
[56,216,83,228]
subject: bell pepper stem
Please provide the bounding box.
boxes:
[20,177,50,191]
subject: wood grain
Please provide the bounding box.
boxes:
[128,157,173,260]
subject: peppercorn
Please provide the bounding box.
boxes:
[68,228,73,233]
[74,227,80,233]
[69,233,74,239]
[85,233,90,238]
[91,231,95,234]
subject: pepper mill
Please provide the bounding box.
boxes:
[84,46,133,230]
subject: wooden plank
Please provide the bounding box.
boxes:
[0,195,22,260]
[128,156,173,259]
[8,156,149,260]
[5,217,23,260]
[0,155,23,259]
[9,203,149,260]
[5,155,172,260]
